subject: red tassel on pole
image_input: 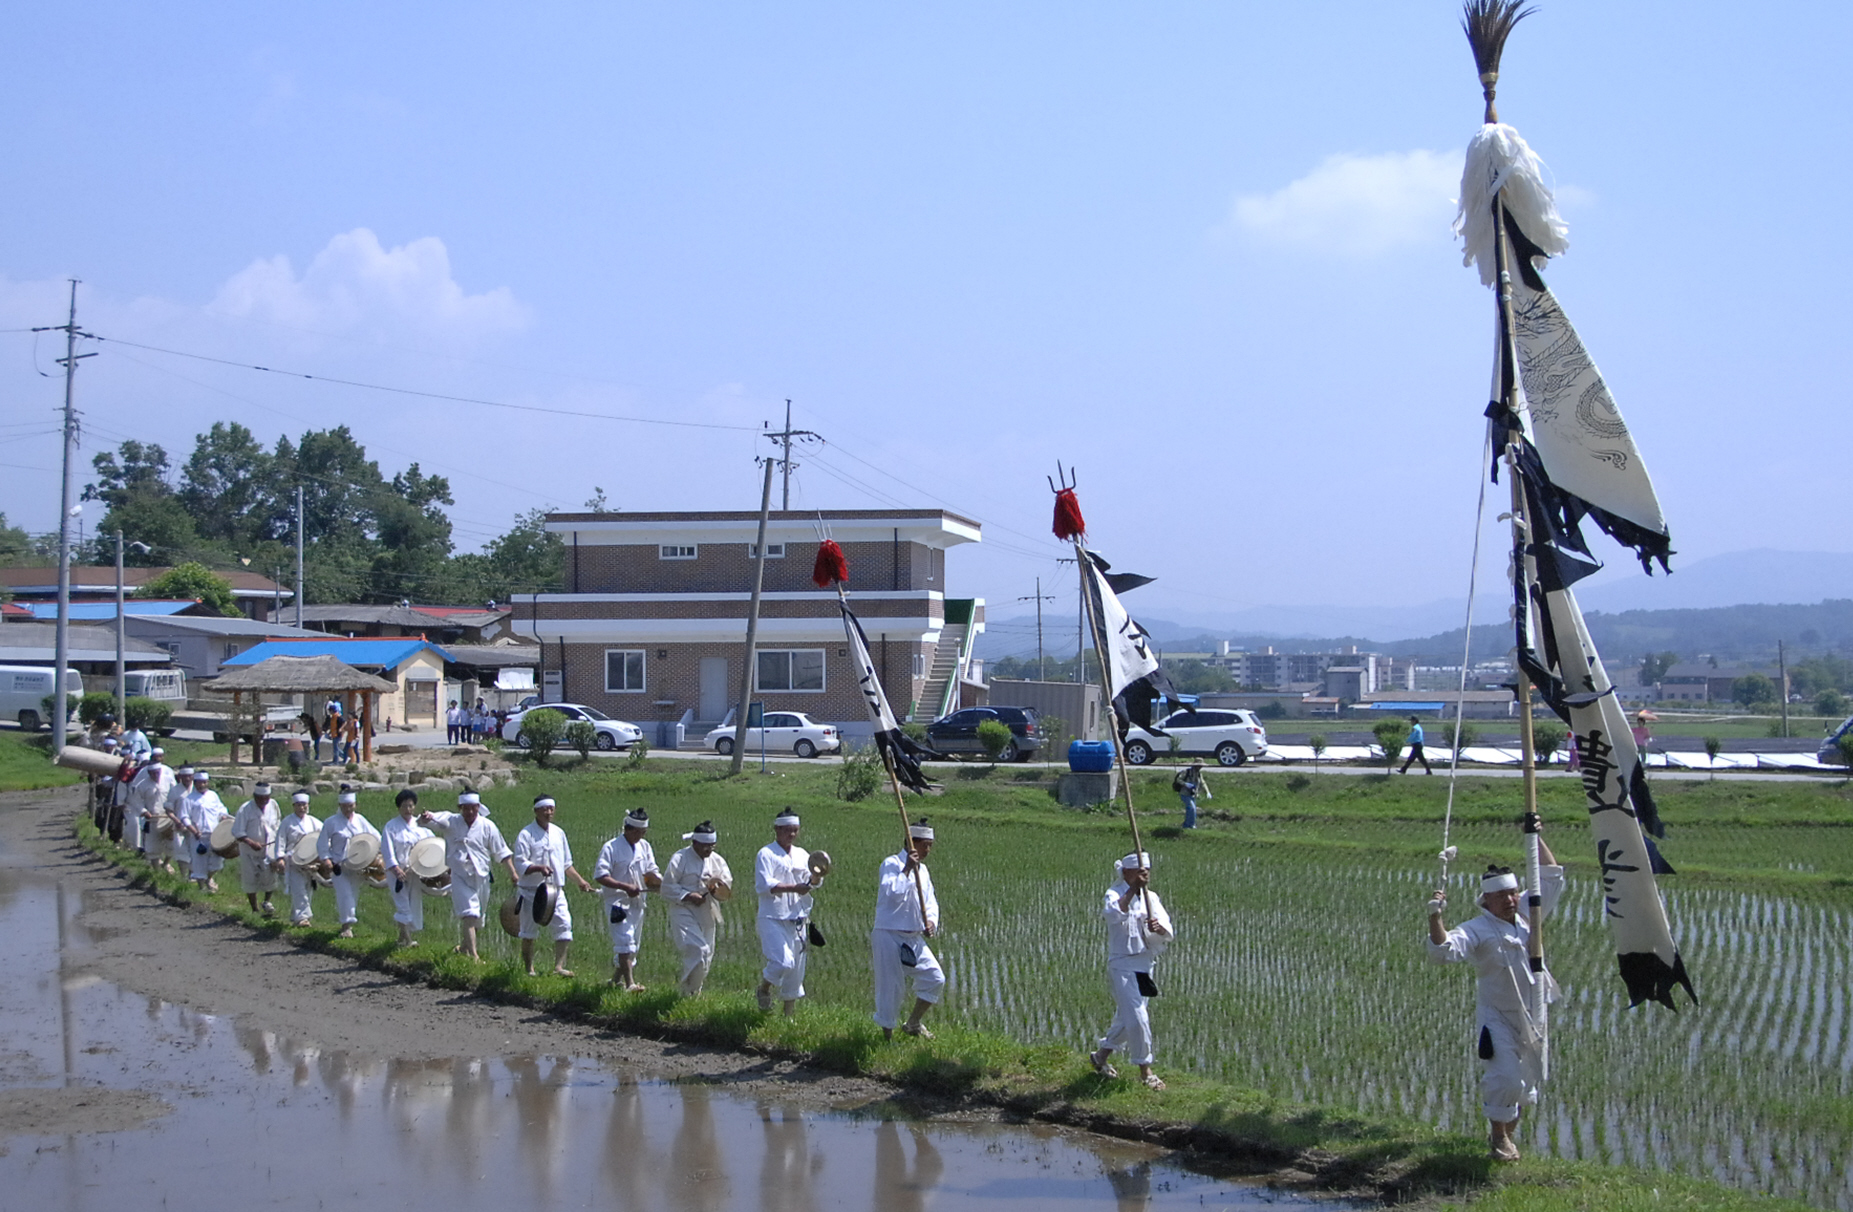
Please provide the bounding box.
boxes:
[811,539,849,588]
[1052,488,1085,540]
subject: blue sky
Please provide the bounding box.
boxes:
[1,2,1844,632]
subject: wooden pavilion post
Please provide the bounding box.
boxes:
[361,691,374,762]
[230,690,243,765]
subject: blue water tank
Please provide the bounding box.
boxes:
[1068,739,1114,773]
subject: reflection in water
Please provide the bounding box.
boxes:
[0,866,1329,1212]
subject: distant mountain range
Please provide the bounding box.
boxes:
[976,550,1853,666]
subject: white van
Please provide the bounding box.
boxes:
[123,668,187,704]
[0,665,86,732]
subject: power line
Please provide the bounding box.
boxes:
[86,334,763,432]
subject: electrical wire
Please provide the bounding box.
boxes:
[88,334,762,432]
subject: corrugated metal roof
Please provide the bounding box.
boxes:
[222,637,455,669]
[0,622,172,663]
[130,615,325,638]
[24,600,197,620]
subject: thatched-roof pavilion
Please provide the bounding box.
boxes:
[206,655,396,762]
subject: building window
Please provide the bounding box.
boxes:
[605,649,646,692]
[659,545,697,560]
[756,649,824,692]
[223,641,239,662]
[911,652,926,677]
[746,543,785,559]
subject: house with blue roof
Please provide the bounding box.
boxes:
[223,637,456,731]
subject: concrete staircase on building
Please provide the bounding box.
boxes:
[911,622,967,723]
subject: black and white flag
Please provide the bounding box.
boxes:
[1078,549,1177,733]
[838,602,939,793]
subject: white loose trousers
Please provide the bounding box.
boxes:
[870,929,944,1029]
[758,917,806,1001]
[667,904,717,994]
[1098,958,1158,1066]
[389,875,426,932]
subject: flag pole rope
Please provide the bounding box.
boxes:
[1439,425,1495,893]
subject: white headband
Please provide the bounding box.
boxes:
[193,771,211,781]
[1119,852,1151,871]
[292,792,311,804]
[150,748,165,756]
[338,792,356,805]
[253,783,272,795]
[1481,871,1521,894]
[773,813,800,828]
[624,812,649,830]
[683,829,717,843]
[908,824,935,840]
[458,793,481,806]
[533,797,556,810]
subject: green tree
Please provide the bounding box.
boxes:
[450,508,566,604]
[1372,719,1408,767]
[564,719,597,762]
[976,718,1014,763]
[1703,735,1722,778]
[1308,733,1328,769]
[516,708,567,765]
[368,463,456,602]
[136,561,239,615]
[0,512,36,569]
[1731,673,1778,709]
[81,440,200,563]
[1640,651,1680,686]
[1532,722,1566,766]
[179,422,277,552]
[1815,689,1850,718]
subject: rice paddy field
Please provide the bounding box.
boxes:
[78,756,1853,1208]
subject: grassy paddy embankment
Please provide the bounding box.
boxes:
[63,743,1850,1211]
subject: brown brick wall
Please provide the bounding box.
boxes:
[533,596,940,622]
[567,539,932,595]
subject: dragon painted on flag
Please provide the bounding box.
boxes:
[1460,0,1695,1011]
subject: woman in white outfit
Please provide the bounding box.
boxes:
[380,788,435,946]
[274,792,323,926]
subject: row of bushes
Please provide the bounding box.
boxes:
[35,692,174,734]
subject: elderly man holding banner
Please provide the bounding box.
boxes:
[1427,819,1563,1161]
[662,819,731,997]
[421,792,519,962]
[871,817,943,1041]
[1089,851,1174,1091]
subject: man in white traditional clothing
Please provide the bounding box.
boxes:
[420,792,519,961]
[124,746,173,858]
[662,819,732,996]
[514,795,594,977]
[380,788,435,947]
[161,764,194,874]
[1426,818,1563,1161]
[1089,851,1174,1092]
[181,770,229,893]
[871,817,944,1041]
[317,786,379,938]
[593,808,662,990]
[755,810,824,1016]
[274,791,323,926]
[231,780,281,916]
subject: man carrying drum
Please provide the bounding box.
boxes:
[231,781,282,917]
[662,819,732,997]
[182,770,229,893]
[514,795,594,978]
[274,791,323,926]
[380,788,436,947]
[754,810,825,1017]
[318,786,379,939]
[124,746,174,860]
[420,792,519,962]
[161,765,194,875]
[593,808,661,991]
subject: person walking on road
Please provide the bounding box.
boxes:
[1400,715,1433,775]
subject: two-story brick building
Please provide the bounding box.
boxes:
[518,509,984,740]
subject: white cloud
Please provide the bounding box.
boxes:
[208,228,528,343]
[1225,149,1461,256]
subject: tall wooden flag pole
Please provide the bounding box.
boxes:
[1050,469,1150,911]
[813,539,930,926]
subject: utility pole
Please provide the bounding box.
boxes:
[115,531,126,723]
[730,458,776,776]
[1779,639,1789,739]
[763,400,820,512]
[294,485,305,629]
[1017,578,1057,679]
[33,281,94,753]
[1055,555,1083,682]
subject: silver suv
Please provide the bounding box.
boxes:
[1124,708,1268,767]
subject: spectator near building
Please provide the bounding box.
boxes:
[516,509,983,738]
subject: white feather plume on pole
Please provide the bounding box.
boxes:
[1455,123,1569,286]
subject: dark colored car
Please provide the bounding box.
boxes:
[925,706,1043,762]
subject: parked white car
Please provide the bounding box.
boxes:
[502,703,643,751]
[706,711,841,759]
[1124,708,1268,767]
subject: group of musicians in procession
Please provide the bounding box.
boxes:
[80,729,1554,1150]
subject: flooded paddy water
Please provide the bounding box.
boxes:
[0,796,1335,1212]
